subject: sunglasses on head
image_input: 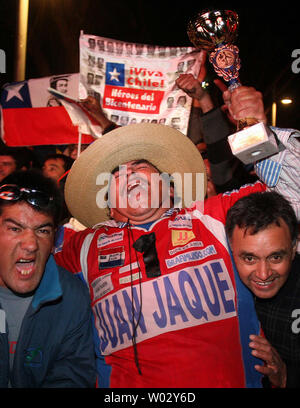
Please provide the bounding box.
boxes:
[0,184,54,209]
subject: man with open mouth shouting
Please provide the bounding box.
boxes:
[0,170,96,388]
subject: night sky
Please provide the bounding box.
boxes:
[0,0,299,128]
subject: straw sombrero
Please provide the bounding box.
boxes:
[65,123,207,227]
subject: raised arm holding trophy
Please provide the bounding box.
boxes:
[187,9,279,164]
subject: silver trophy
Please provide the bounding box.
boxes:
[187,10,278,164]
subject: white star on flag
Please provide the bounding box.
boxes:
[109,68,120,82]
[5,84,25,102]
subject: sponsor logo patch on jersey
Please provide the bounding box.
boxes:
[91,273,113,301]
[97,231,124,248]
[171,230,195,247]
[168,240,203,256]
[168,214,193,229]
[119,272,141,285]
[165,245,217,269]
[119,262,141,285]
[98,246,125,269]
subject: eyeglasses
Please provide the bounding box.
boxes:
[0,184,54,209]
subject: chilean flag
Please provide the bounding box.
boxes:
[0,73,99,147]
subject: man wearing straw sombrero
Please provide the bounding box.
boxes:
[54,86,293,388]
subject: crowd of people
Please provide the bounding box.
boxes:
[0,50,299,389]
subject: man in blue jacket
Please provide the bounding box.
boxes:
[0,169,96,387]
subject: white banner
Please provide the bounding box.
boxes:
[79,32,203,135]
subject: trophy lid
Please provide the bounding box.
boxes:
[187,10,239,51]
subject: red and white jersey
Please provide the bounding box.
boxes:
[54,181,266,388]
